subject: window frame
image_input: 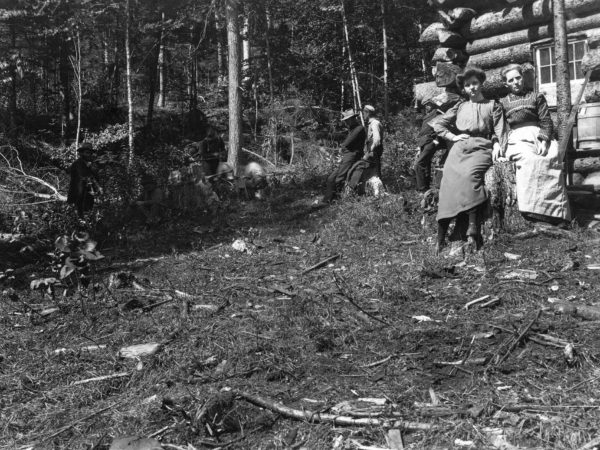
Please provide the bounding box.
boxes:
[533,38,589,107]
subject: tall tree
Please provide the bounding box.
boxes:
[125,0,134,168]
[381,0,388,122]
[553,0,571,143]
[226,0,241,173]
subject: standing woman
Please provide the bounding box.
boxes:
[500,64,571,225]
[432,66,505,253]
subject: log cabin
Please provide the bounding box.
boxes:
[414,0,600,219]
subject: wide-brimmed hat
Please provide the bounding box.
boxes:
[77,142,93,153]
[341,109,358,121]
[363,105,375,113]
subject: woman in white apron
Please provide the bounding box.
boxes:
[499,64,571,225]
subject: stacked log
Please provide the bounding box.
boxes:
[414,0,600,103]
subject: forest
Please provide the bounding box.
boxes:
[3,0,600,449]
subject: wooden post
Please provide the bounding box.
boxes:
[553,0,572,144]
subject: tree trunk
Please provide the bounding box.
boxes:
[59,38,72,144]
[467,43,532,69]
[71,30,82,148]
[189,41,198,111]
[157,11,166,107]
[242,13,251,88]
[265,7,274,103]
[8,21,17,134]
[215,5,227,86]
[381,0,388,122]
[146,21,161,127]
[226,0,242,174]
[125,0,134,168]
[341,0,363,124]
[112,28,121,107]
[554,0,572,144]
[420,0,600,44]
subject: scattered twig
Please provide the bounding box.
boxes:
[577,436,600,450]
[361,355,393,368]
[148,423,178,438]
[464,295,490,310]
[242,147,276,167]
[229,389,433,431]
[46,401,122,439]
[71,371,131,386]
[334,274,389,326]
[513,227,573,240]
[302,254,340,274]
[565,375,600,393]
[496,309,541,366]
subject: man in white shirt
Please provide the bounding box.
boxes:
[363,105,384,178]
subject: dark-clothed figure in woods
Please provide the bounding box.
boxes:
[499,63,571,226]
[432,66,505,253]
[187,125,227,175]
[323,109,366,203]
[363,105,384,178]
[415,87,462,192]
[67,142,102,218]
[132,174,165,225]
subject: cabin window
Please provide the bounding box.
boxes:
[534,39,588,107]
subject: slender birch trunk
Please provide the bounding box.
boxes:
[381,0,389,122]
[70,30,82,148]
[242,13,251,88]
[157,12,166,107]
[265,6,274,103]
[341,0,363,125]
[125,0,134,168]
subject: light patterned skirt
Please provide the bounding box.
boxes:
[505,126,571,220]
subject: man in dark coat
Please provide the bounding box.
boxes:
[414,88,462,192]
[322,109,366,203]
[67,143,102,218]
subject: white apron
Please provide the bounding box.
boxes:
[504,125,571,220]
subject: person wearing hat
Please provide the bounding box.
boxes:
[362,105,384,178]
[67,142,102,218]
[132,174,165,225]
[322,109,366,203]
[414,86,463,193]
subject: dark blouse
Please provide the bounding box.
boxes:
[500,91,553,142]
[341,125,366,153]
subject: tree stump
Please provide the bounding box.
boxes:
[484,161,518,230]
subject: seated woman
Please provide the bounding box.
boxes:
[499,64,571,226]
[432,66,505,253]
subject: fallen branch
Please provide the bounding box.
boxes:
[242,147,276,167]
[71,371,131,386]
[578,436,600,450]
[513,226,573,240]
[435,357,487,366]
[46,401,122,439]
[464,295,490,309]
[229,389,433,431]
[334,274,389,326]
[551,302,600,321]
[302,254,340,274]
[496,309,541,365]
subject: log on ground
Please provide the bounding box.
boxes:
[467,43,533,69]
[466,12,600,54]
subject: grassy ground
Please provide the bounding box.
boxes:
[2,164,600,450]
